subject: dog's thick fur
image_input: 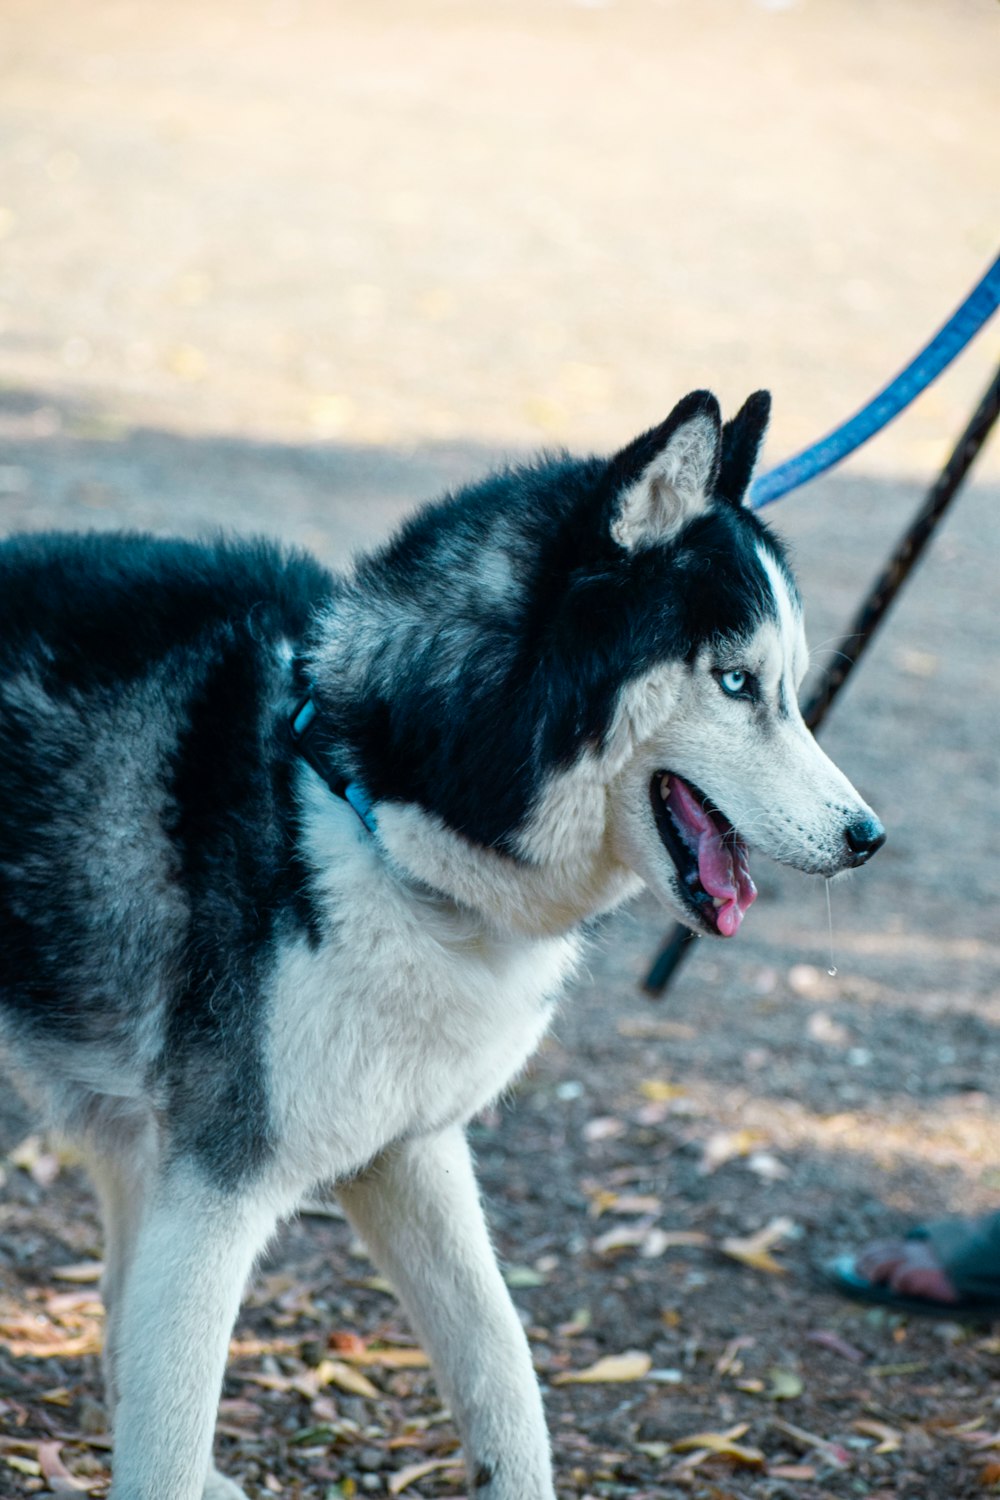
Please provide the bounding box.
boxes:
[0,390,883,1499]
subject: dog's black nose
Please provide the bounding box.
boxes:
[844,815,886,866]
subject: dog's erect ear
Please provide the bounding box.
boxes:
[608,391,722,551]
[717,390,771,508]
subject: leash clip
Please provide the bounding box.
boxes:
[289,691,377,835]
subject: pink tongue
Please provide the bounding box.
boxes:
[669,778,757,937]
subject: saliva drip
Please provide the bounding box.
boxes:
[825,881,838,977]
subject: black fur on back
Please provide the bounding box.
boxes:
[0,532,333,1180]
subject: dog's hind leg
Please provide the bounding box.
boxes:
[339,1126,556,1500]
[106,1163,276,1500]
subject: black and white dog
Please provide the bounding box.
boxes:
[0,390,884,1499]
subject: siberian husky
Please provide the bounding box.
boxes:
[0,389,884,1499]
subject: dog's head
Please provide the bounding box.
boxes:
[587,390,885,937]
[311,390,884,936]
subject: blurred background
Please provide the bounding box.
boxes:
[1,0,997,533]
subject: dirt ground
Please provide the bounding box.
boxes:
[1,2,999,1497]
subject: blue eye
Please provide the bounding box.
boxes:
[718,668,752,698]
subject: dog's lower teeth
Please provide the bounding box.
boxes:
[712,896,724,908]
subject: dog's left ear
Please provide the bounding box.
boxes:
[607,390,722,551]
[716,390,771,507]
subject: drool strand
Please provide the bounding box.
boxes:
[825,881,838,977]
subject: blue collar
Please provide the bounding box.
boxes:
[288,693,377,835]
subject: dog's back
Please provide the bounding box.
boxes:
[0,532,333,1167]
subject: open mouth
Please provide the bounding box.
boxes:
[650,772,757,938]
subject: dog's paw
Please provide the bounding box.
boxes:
[203,1468,250,1500]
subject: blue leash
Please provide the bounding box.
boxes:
[289,692,378,834]
[750,250,1000,508]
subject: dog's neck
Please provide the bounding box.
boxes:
[284,681,638,936]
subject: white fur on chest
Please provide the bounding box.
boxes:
[265,789,580,1190]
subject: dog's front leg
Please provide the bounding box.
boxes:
[339,1126,556,1500]
[108,1166,276,1500]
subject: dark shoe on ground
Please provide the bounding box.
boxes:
[823,1212,1000,1319]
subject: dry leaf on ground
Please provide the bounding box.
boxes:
[720,1217,796,1275]
[552,1351,652,1385]
[769,1367,804,1401]
[591,1222,653,1256]
[670,1422,765,1469]
[329,1334,430,1369]
[638,1079,686,1103]
[853,1418,902,1454]
[37,1441,98,1493]
[50,1263,104,1284]
[805,1328,866,1363]
[771,1417,852,1469]
[699,1128,762,1175]
[388,1458,463,1494]
[311,1358,380,1399]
